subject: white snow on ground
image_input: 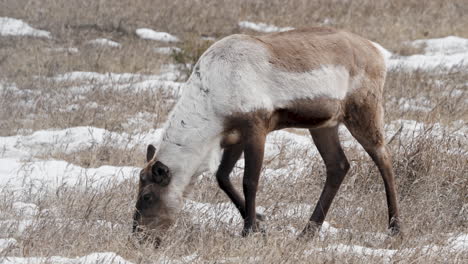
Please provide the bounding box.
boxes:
[385,36,468,70]
[0,126,163,159]
[46,47,79,53]
[87,38,121,48]
[154,46,181,55]
[47,70,184,96]
[306,243,397,262]
[388,52,468,71]
[0,238,17,251]
[239,21,294,33]
[305,234,468,262]
[0,218,119,237]
[0,158,138,192]
[389,97,433,112]
[385,119,467,140]
[0,219,35,236]
[136,28,179,42]
[51,70,178,83]
[0,252,133,264]
[184,200,242,228]
[450,234,468,251]
[412,36,468,55]
[0,17,51,38]
[11,202,39,218]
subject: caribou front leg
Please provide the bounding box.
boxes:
[241,127,266,236]
[216,144,265,222]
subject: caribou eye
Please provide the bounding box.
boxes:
[142,193,152,202]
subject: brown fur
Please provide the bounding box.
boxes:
[133,154,176,243]
[222,98,344,139]
[252,27,383,77]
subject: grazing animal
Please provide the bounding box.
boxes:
[132,27,400,242]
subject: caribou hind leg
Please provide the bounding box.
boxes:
[344,101,401,235]
[300,126,350,238]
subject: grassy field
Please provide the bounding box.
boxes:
[0,0,467,263]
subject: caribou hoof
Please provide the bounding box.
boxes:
[241,221,266,237]
[298,221,321,240]
[389,225,401,237]
[389,217,401,236]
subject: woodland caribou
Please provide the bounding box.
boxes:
[132,27,400,243]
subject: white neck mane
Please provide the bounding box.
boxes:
[155,77,223,200]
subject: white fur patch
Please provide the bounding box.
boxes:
[199,35,352,114]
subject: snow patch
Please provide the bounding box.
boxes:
[449,233,468,251]
[136,28,179,42]
[154,46,181,55]
[238,21,294,33]
[386,119,467,140]
[388,52,468,71]
[412,36,468,55]
[0,158,138,192]
[52,72,150,83]
[0,238,17,251]
[388,36,468,71]
[0,252,133,264]
[0,17,51,38]
[184,200,242,227]
[122,112,157,131]
[87,38,121,48]
[48,70,183,95]
[390,97,433,112]
[12,202,39,218]
[46,47,79,53]
[0,126,163,159]
[319,244,396,261]
[0,219,35,236]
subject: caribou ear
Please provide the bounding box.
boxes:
[151,161,171,187]
[146,144,156,162]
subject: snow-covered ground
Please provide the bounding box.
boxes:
[87,38,121,48]
[0,17,51,38]
[0,252,134,264]
[1,17,467,263]
[136,28,180,42]
[48,68,184,96]
[153,46,182,55]
[239,21,294,33]
[386,35,468,70]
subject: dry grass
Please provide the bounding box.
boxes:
[0,0,467,263]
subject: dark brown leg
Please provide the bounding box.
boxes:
[300,126,350,238]
[344,120,400,235]
[216,144,264,221]
[242,129,266,236]
[367,145,400,235]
